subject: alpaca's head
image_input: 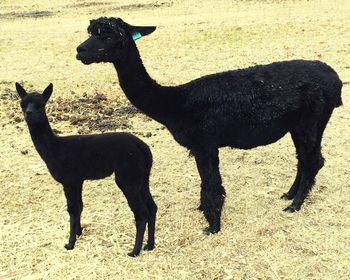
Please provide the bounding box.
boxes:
[15,83,53,125]
[76,17,156,64]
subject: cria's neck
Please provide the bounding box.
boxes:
[27,118,56,160]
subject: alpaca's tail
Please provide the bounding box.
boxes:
[332,78,343,108]
[135,138,153,176]
[327,65,343,108]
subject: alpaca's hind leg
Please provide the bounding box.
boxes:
[281,133,304,200]
[116,177,148,257]
[76,194,83,236]
[193,147,225,234]
[281,165,301,200]
[284,149,324,212]
[285,93,337,211]
[284,117,329,212]
[63,183,83,250]
[127,194,148,257]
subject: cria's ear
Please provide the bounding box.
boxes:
[42,83,53,103]
[130,25,156,40]
[15,82,27,99]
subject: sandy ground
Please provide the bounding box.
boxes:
[0,0,349,279]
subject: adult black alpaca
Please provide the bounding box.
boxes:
[76,17,342,234]
[15,83,157,257]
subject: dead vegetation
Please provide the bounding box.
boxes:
[1,87,139,134]
[0,0,349,279]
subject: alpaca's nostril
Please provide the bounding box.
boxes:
[77,46,86,53]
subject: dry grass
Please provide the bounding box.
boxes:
[1,0,350,279]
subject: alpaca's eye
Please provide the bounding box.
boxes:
[36,104,44,109]
[99,34,111,41]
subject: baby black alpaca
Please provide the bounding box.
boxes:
[76,17,343,234]
[15,83,157,257]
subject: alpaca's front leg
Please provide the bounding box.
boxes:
[193,148,225,234]
[65,213,78,250]
[63,184,83,250]
[76,194,83,236]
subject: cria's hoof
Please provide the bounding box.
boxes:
[283,205,299,213]
[203,227,220,235]
[281,193,294,200]
[64,243,74,250]
[143,244,154,251]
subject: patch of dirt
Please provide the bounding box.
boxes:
[115,1,173,11]
[48,92,140,133]
[64,1,172,12]
[0,10,53,19]
[65,1,112,9]
[0,89,140,134]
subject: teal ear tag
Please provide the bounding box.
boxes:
[132,32,142,41]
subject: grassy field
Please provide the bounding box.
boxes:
[1,0,350,279]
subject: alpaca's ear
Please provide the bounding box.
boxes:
[42,83,53,103]
[129,25,156,40]
[15,82,27,99]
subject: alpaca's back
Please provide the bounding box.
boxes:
[183,60,341,113]
[175,60,342,149]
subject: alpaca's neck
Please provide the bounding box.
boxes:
[27,117,57,161]
[113,42,183,123]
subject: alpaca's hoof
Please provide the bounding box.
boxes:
[127,251,139,257]
[283,205,300,213]
[143,244,155,251]
[203,226,220,235]
[281,193,294,200]
[64,243,75,250]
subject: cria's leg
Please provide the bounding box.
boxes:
[63,183,83,250]
[116,177,148,257]
[193,147,225,234]
[127,194,148,257]
[76,191,83,236]
[142,188,157,251]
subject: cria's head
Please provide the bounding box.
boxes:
[76,17,156,64]
[15,83,53,124]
